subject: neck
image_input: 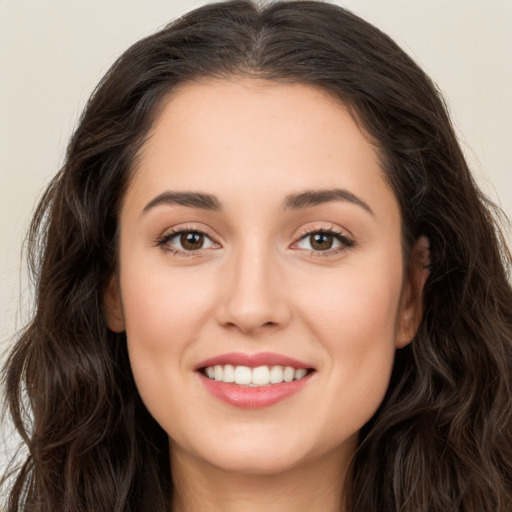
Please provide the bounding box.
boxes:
[169,444,352,512]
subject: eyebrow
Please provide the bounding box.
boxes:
[141,188,373,216]
[283,189,374,215]
[142,191,222,215]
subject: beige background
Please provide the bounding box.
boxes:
[1,0,511,471]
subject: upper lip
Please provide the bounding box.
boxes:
[194,352,314,370]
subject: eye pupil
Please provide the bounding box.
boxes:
[311,232,333,250]
[181,231,204,250]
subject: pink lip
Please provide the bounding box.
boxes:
[199,372,313,409]
[195,352,315,409]
[194,352,312,370]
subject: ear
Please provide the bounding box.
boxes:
[396,236,430,348]
[103,275,125,333]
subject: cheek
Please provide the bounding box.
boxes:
[121,262,213,352]
[118,263,218,429]
[294,256,403,428]
[118,257,217,411]
[309,280,399,378]
[299,259,403,350]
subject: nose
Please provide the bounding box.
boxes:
[215,243,291,335]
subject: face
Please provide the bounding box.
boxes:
[106,79,428,477]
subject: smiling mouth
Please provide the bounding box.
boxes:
[201,364,314,387]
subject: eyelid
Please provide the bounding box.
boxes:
[290,224,355,255]
[155,224,221,255]
[154,222,354,257]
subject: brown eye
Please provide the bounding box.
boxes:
[294,229,352,253]
[309,232,334,251]
[180,231,205,250]
[159,229,218,253]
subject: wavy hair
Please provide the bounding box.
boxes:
[2,1,512,510]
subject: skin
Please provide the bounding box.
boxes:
[105,79,429,512]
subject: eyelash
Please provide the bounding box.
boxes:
[155,225,355,257]
[292,225,355,257]
[155,225,219,257]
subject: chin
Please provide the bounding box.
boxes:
[204,447,307,476]
[176,425,352,478]
[170,428,312,476]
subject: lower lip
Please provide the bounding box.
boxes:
[199,372,313,408]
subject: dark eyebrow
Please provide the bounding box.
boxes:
[283,188,374,215]
[141,188,372,216]
[141,191,222,215]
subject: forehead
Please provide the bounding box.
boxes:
[143,79,369,162]
[124,78,398,224]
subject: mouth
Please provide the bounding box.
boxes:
[201,364,313,386]
[195,352,316,408]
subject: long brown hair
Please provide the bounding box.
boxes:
[3,1,512,510]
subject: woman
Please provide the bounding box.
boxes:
[2,1,511,511]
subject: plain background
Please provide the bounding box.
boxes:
[1,0,511,471]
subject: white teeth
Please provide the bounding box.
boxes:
[234,365,252,385]
[283,366,295,382]
[294,368,307,380]
[252,366,270,386]
[203,364,310,386]
[269,365,284,384]
[223,364,235,383]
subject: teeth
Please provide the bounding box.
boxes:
[294,368,307,380]
[283,366,295,382]
[252,366,270,385]
[203,364,309,386]
[234,365,252,385]
[269,365,284,383]
[223,364,235,383]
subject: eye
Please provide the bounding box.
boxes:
[293,228,354,253]
[157,229,219,253]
